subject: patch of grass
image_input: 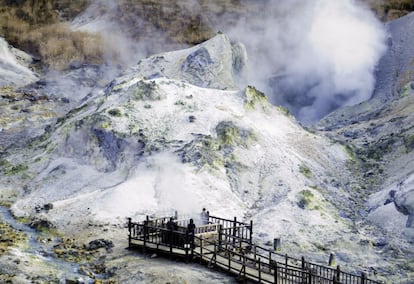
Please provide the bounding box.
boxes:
[215,121,255,147]
[0,201,12,207]
[2,162,28,175]
[0,0,99,69]
[277,105,290,116]
[299,164,312,179]
[368,0,414,21]
[244,86,268,110]
[174,100,185,106]
[24,23,105,70]
[56,103,88,125]
[404,134,414,152]
[400,82,412,98]
[131,80,161,100]
[297,189,314,209]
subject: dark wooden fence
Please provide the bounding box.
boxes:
[127,215,382,284]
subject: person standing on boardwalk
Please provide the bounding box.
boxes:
[200,208,209,225]
[186,218,196,248]
[187,218,196,233]
[166,217,177,245]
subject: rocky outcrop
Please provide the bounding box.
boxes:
[112,33,247,91]
[314,13,414,273]
[0,37,37,87]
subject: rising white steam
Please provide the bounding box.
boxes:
[72,0,387,123]
[223,0,388,123]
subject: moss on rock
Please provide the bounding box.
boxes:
[244,86,268,110]
[298,189,315,209]
[129,80,161,101]
[0,221,26,255]
[299,164,312,179]
[215,120,255,147]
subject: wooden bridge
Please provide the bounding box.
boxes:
[127,215,381,284]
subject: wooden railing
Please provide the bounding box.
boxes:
[127,216,382,284]
[195,223,220,235]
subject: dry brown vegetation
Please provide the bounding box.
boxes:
[363,0,414,21]
[0,0,98,70]
[0,0,413,70]
[25,24,105,69]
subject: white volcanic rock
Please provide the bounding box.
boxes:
[1,34,396,281]
[112,33,247,90]
[0,37,37,87]
[8,35,349,247]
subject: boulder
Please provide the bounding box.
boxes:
[112,33,247,91]
[0,37,37,87]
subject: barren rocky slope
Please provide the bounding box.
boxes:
[318,11,414,238]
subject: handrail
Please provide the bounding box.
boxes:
[128,217,382,284]
[195,223,220,235]
[208,215,250,227]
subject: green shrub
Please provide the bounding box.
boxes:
[404,134,414,152]
[108,108,122,117]
[299,164,312,179]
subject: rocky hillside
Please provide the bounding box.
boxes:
[0,31,410,283]
[1,1,414,283]
[317,11,414,282]
[318,11,414,235]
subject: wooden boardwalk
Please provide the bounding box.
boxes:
[127,215,381,284]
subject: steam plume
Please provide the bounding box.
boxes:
[222,0,387,123]
[73,0,387,123]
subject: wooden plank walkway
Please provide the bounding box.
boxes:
[127,215,382,284]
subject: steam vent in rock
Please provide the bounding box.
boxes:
[0,1,414,283]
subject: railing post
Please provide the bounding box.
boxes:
[213,241,217,267]
[169,227,173,257]
[269,251,272,267]
[361,272,367,284]
[218,224,223,251]
[128,217,132,248]
[254,244,257,261]
[302,256,306,283]
[285,253,288,268]
[228,247,231,272]
[249,220,253,245]
[274,261,278,284]
[239,238,242,261]
[243,255,246,282]
[233,217,237,247]
[190,233,194,259]
[200,235,203,261]
[143,218,148,254]
[336,265,341,283]
[185,231,189,263]
[258,257,262,282]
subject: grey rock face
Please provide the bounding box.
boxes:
[373,12,414,102]
[181,47,214,87]
[114,34,247,91]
